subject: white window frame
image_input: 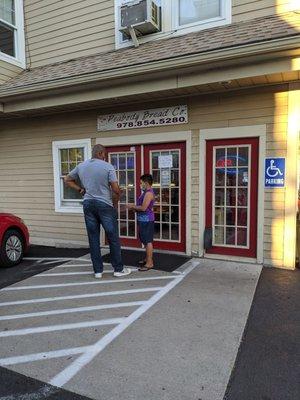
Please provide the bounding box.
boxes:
[52,139,92,214]
[0,0,25,68]
[115,0,231,49]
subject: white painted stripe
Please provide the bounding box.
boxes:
[56,263,93,268]
[0,301,144,321]
[0,346,93,366]
[0,318,124,338]
[23,257,80,261]
[0,287,162,307]
[35,268,138,276]
[50,261,199,387]
[1,276,175,291]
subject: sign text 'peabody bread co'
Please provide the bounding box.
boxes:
[97,105,188,131]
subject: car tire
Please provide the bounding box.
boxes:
[0,229,25,267]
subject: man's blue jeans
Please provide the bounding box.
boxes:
[83,199,123,273]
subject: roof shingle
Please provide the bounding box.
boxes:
[1,11,299,91]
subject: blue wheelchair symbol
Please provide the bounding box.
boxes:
[265,158,285,187]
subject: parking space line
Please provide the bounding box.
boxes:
[50,261,197,388]
[0,301,145,321]
[34,268,139,276]
[0,318,125,338]
[0,287,163,307]
[0,346,93,366]
[1,276,175,291]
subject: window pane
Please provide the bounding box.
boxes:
[171,170,179,186]
[238,188,248,206]
[60,149,68,162]
[226,208,236,226]
[179,0,220,26]
[238,147,249,166]
[215,168,225,186]
[237,208,247,227]
[226,169,237,186]
[215,188,225,206]
[238,168,248,186]
[227,148,237,167]
[171,224,179,241]
[215,148,225,167]
[62,181,82,200]
[237,228,247,246]
[171,206,179,222]
[0,21,14,57]
[215,207,224,225]
[214,226,224,245]
[0,0,15,25]
[226,188,236,207]
[120,221,127,236]
[162,223,170,239]
[226,227,235,245]
[128,221,135,237]
[110,154,118,169]
[154,222,161,239]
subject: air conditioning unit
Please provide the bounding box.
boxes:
[119,0,161,38]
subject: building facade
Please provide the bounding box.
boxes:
[0,0,299,269]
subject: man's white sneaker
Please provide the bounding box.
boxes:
[94,273,102,279]
[114,267,131,277]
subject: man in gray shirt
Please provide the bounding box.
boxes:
[65,144,131,278]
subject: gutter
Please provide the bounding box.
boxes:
[0,35,299,99]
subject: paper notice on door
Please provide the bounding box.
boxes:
[161,168,171,187]
[159,155,173,169]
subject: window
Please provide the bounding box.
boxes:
[0,0,25,66]
[115,0,231,48]
[178,0,221,27]
[52,139,92,213]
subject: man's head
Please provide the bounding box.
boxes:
[92,144,106,160]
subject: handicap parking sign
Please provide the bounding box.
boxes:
[265,158,285,188]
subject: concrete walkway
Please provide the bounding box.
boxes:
[0,257,261,400]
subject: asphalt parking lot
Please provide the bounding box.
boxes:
[0,253,262,400]
[0,249,298,400]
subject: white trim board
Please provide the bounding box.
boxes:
[198,125,266,264]
[52,138,92,214]
[97,131,192,255]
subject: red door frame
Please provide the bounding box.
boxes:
[205,138,259,258]
[144,142,186,252]
[106,145,142,248]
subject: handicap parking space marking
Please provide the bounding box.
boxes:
[0,258,199,389]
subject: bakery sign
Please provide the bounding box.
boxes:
[97,105,188,131]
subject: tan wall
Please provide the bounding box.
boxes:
[24,0,115,68]
[232,0,297,22]
[0,60,23,84]
[0,86,294,267]
[23,0,298,68]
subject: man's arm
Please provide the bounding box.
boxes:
[110,181,121,208]
[64,175,85,195]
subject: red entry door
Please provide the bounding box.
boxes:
[206,138,259,258]
[107,142,186,252]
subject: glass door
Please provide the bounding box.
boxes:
[107,145,141,248]
[144,142,186,252]
[206,138,259,257]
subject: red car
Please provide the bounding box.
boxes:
[0,213,30,267]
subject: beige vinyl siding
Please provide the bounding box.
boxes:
[0,86,292,266]
[24,0,115,68]
[232,0,298,22]
[22,0,299,69]
[0,60,23,84]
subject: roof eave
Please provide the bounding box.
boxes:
[0,35,299,100]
